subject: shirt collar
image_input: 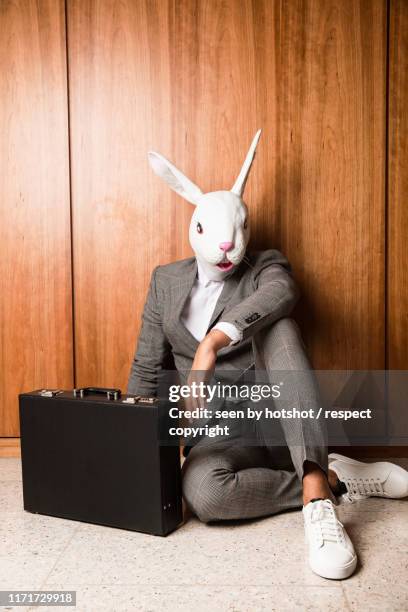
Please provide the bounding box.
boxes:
[196,260,221,287]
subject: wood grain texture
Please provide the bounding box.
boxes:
[67,0,386,392]
[273,0,386,369]
[0,0,73,435]
[388,0,408,369]
[67,0,176,387]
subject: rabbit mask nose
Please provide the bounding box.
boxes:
[219,241,234,252]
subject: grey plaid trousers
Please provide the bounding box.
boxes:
[181,317,328,522]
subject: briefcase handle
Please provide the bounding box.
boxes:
[73,386,122,400]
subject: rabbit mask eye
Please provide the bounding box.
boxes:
[196,222,203,234]
[244,218,248,230]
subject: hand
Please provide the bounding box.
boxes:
[187,329,231,409]
[191,329,231,373]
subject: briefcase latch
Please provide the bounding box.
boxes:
[122,396,156,405]
[138,397,156,404]
[122,396,140,404]
[39,389,63,397]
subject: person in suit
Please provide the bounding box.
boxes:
[127,131,408,580]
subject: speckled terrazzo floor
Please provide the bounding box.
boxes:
[0,457,407,611]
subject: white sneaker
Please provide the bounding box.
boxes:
[329,453,408,502]
[303,498,357,580]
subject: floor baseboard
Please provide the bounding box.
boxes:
[0,438,21,457]
[1,439,406,460]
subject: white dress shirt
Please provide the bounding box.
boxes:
[180,260,242,345]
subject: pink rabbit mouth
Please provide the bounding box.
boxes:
[216,261,235,271]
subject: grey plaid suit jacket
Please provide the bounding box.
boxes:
[127,249,300,397]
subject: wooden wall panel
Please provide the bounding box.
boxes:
[67,0,176,387]
[67,0,386,392]
[0,0,73,436]
[274,0,386,369]
[388,0,408,369]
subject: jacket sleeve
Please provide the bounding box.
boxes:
[127,266,171,396]
[217,251,300,343]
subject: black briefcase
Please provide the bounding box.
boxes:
[19,387,183,536]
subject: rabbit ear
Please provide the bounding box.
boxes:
[231,129,262,197]
[148,151,203,206]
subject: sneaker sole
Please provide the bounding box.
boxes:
[309,554,357,580]
[329,453,408,498]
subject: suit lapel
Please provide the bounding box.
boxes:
[172,258,244,346]
[206,265,242,330]
[173,259,200,349]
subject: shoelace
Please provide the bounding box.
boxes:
[310,500,345,545]
[343,476,384,501]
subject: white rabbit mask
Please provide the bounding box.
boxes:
[148,129,261,281]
